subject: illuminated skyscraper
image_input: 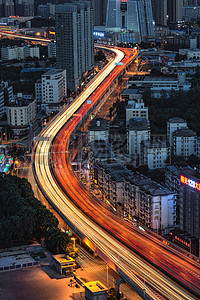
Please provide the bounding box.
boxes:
[106,0,154,43]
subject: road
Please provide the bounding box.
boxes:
[32,45,200,300]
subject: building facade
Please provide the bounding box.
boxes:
[106,0,155,43]
[40,69,67,111]
[173,128,196,159]
[167,117,188,147]
[151,0,167,26]
[7,97,36,137]
[141,139,169,169]
[126,99,148,123]
[56,2,94,92]
[127,118,150,156]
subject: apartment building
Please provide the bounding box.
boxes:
[39,69,67,111]
[94,162,177,233]
[126,100,148,123]
[167,117,188,147]
[1,45,40,61]
[173,128,196,159]
[141,139,169,169]
[127,118,150,156]
[88,118,109,143]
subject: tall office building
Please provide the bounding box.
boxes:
[151,0,167,26]
[0,0,15,17]
[90,0,107,25]
[56,2,94,92]
[15,0,34,17]
[167,0,183,23]
[106,0,154,43]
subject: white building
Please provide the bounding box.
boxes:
[167,60,200,76]
[88,118,109,142]
[24,45,40,59]
[48,41,56,58]
[141,139,169,169]
[167,117,188,147]
[127,73,191,98]
[124,173,177,233]
[1,45,40,61]
[127,118,150,156]
[126,100,148,123]
[173,128,196,158]
[7,98,36,138]
[179,48,200,60]
[40,69,67,111]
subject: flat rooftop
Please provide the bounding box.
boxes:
[0,254,35,268]
[84,281,107,293]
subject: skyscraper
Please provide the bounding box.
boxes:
[167,0,183,23]
[90,0,107,25]
[106,0,154,43]
[56,2,94,92]
[151,0,167,26]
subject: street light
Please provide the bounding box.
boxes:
[71,237,76,252]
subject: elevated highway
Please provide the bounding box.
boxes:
[31,45,200,300]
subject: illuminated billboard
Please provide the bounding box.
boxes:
[180,175,200,191]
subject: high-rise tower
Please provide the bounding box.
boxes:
[151,0,167,26]
[56,2,94,92]
[106,0,154,43]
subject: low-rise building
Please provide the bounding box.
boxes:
[126,99,148,123]
[179,48,200,60]
[127,73,191,98]
[173,128,196,159]
[52,254,76,275]
[88,118,109,143]
[141,139,169,169]
[167,60,200,76]
[127,118,150,156]
[84,281,108,300]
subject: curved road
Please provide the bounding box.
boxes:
[33,46,200,300]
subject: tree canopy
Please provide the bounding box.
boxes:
[0,174,70,254]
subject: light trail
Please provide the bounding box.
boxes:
[32,45,200,300]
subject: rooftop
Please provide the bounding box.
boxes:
[121,88,139,95]
[84,281,108,293]
[42,69,65,76]
[168,117,186,124]
[52,254,74,264]
[142,139,168,149]
[88,118,109,132]
[128,75,178,82]
[128,118,150,131]
[174,128,196,137]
